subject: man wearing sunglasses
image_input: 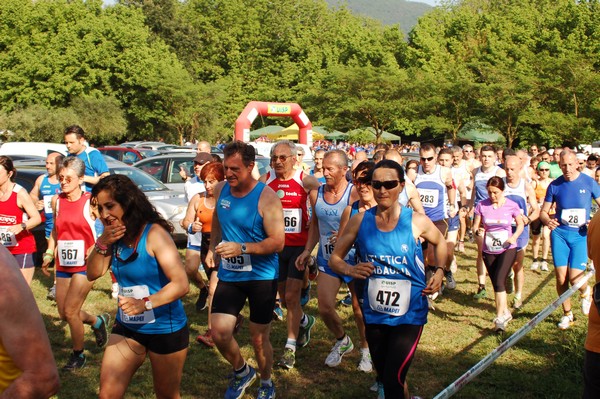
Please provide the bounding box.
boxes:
[415,144,457,295]
[260,141,319,370]
[295,150,360,369]
[468,145,506,300]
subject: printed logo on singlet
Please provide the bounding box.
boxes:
[220,199,231,210]
[0,214,17,224]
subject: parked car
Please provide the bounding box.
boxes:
[133,153,271,192]
[98,146,159,165]
[0,142,67,157]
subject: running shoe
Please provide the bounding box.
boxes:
[530,261,539,271]
[47,284,56,301]
[63,352,86,371]
[540,261,549,271]
[273,305,284,321]
[257,383,276,399]
[445,270,457,290]
[558,311,574,330]
[300,281,310,307]
[457,241,465,253]
[196,329,215,348]
[512,295,523,310]
[357,348,373,373]
[473,287,487,300]
[111,282,119,299]
[450,258,458,274]
[505,271,515,294]
[339,293,352,307]
[297,314,316,348]
[325,336,354,367]
[225,366,257,399]
[234,314,244,335]
[93,313,110,348]
[582,286,592,316]
[308,256,318,281]
[493,311,512,332]
[196,287,209,312]
[277,348,296,370]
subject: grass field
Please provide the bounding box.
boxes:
[32,241,591,398]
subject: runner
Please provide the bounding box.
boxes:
[472,176,524,331]
[41,157,109,370]
[383,150,425,214]
[87,174,189,398]
[63,125,109,191]
[310,149,326,184]
[207,141,285,399]
[295,149,359,368]
[329,159,448,398]
[468,145,506,299]
[540,149,600,330]
[260,141,319,370]
[584,211,600,398]
[452,146,471,253]
[0,156,42,285]
[503,155,539,309]
[530,161,554,271]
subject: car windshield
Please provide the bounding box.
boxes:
[111,166,169,192]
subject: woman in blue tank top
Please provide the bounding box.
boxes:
[87,175,189,399]
[330,160,449,399]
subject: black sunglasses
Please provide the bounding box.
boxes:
[271,155,293,162]
[371,180,400,190]
[538,169,550,172]
[113,231,142,264]
[420,156,434,162]
[353,177,370,186]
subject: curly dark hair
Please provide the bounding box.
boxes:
[91,174,173,242]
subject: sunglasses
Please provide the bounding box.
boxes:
[371,180,400,190]
[353,177,370,186]
[113,232,142,264]
[539,169,549,172]
[464,150,472,153]
[271,155,293,162]
[420,156,434,162]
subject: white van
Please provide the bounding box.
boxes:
[0,142,67,158]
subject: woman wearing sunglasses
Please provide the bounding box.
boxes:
[472,176,524,332]
[87,174,189,399]
[530,161,555,271]
[330,160,448,399]
[42,157,109,370]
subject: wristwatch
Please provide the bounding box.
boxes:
[20,222,26,231]
[240,243,247,254]
[143,297,153,310]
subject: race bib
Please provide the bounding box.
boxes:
[284,208,302,234]
[0,226,17,247]
[561,208,586,228]
[419,188,439,208]
[43,195,54,214]
[57,240,86,267]
[367,278,411,316]
[319,235,335,261]
[119,284,156,324]
[484,230,509,252]
[222,254,252,272]
[188,231,202,246]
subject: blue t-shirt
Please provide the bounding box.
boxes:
[70,147,109,192]
[39,175,61,238]
[545,173,600,231]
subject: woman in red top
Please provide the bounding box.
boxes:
[42,157,109,370]
[182,161,225,347]
[0,156,41,285]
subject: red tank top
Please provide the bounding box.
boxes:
[54,192,96,273]
[266,169,309,246]
[0,184,36,255]
[195,197,214,234]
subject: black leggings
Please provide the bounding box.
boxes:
[483,248,517,292]
[365,323,423,399]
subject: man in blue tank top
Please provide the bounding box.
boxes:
[207,141,285,399]
[540,149,600,330]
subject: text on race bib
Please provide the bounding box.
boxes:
[368,278,411,316]
[222,254,252,272]
[57,240,86,267]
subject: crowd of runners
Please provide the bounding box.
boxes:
[1,129,600,399]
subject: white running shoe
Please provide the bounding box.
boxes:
[111,282,119,299]
[530,261,539,271]
[582,286,592,316]
[540,261,549,271]
[493,311,513,332]
[558,312,574,330]
[357,348,373,373]
[325,336,354,367]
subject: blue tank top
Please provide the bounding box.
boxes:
[310,169,326,185]
[315,183,355,266]
[545,173,600,231]
[355,207,428,326]
[39,175,61,237]
[112,224,187,334]
[216,182,279,282]
[503,177,530,242]
[474,166,499,206]
[415,165,447,221]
